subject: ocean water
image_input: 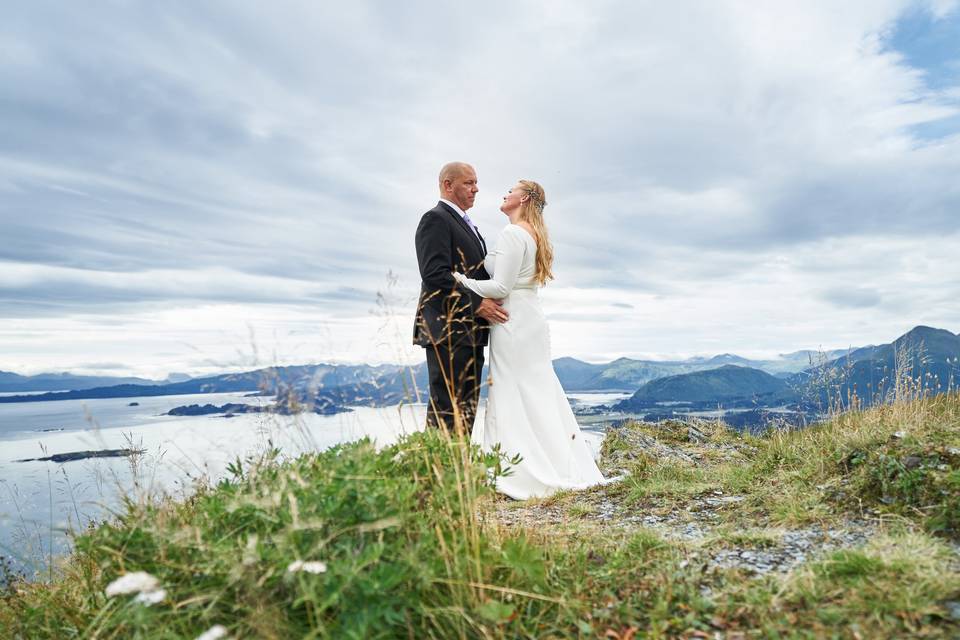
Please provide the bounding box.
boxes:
[0,392,612,577]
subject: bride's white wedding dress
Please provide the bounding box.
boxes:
[455,223,607,500]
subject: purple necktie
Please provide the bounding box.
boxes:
[462,213,481,241]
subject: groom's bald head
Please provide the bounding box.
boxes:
[438,162,478,211]
[439,162,473,188]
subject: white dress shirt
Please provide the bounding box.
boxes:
[439,198,467,218]
[440,198,481,241]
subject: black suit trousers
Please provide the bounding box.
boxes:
[424,344,485,433]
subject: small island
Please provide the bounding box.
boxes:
[166,397,350,418]
[16,448,145,463]
[166,402,258,417]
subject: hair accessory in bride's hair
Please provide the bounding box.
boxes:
[524,188,545,212]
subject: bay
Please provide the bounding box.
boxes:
[0,391,614,578]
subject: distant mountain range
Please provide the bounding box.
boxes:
[0,363,417,405]
[614,365,792,410]
[0,371,164,393]
[614,326,960,415]
[2,328,955,414]
[795,325,960,409]
[527,348,853,392]
[0,351,830,403]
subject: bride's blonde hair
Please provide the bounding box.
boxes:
[517,179,554,285]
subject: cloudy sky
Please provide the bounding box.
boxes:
[1,0,959,378]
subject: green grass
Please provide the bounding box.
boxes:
[744,391,960,534]
[702,525,781,549]
[565,504,596,519]
[2,394,960,638]
[703,529,960,638]
[0,434,519,638]
[606,391,960,535]
[624,464,716,502]
[780,532,960,635]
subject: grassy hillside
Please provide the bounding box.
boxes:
[2,394,959,638]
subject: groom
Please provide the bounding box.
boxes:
[413,162,508,433]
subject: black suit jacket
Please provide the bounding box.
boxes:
[413,201,491,348]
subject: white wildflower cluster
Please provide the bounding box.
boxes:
[196,624,229,640]
[287,560,328,574]
[104,571,167,606]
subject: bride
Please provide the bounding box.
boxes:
[454,180,607,500]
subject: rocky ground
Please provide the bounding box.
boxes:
[491,491,886,577]
[486,419,960,581]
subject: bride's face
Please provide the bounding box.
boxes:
[500,183,526,214]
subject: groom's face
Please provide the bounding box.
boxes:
[447,167,478,211]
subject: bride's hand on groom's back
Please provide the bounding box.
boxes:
[477,298,508,324]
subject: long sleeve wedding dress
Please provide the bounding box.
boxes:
[455,223,607,500]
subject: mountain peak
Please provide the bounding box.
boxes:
[708,353,750,364]
[900,325,955,340]
[892,326,960,352]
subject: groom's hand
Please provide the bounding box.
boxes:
[477,298,508,324]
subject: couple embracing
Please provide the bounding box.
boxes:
[413,162,608,500]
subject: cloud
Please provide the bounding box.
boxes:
[0,261,379,317]
[818,287,884,309]
[922,0,959,20]
[73,362,132,372]
[0,1,958,375]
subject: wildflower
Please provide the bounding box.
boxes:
[134,588,167,605]
[196,625,229,640]
[287,560,328,574]
[105,571,159,596]
[242,534,259,566]
[105,571,166,606]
